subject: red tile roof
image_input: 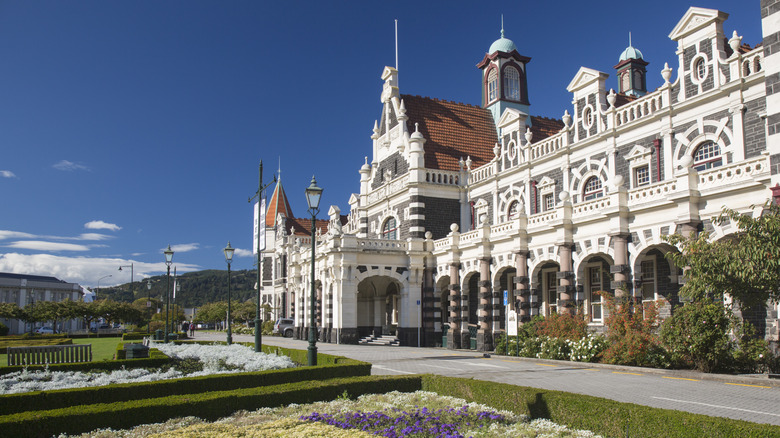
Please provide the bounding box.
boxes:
[266,181,294,227]
[612,92,639,108]
[401,94,498,171]
[529,116,564,142]
[286,216,348,236]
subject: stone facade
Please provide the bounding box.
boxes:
[261,6,780,351]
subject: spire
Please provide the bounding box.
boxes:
[265,179,294,227]
[501,14,504,38]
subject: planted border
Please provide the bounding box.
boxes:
[420,375,780,438]
[0,375,421,437]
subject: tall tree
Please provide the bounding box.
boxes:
[665,203,780,308]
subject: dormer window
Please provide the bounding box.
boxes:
[582,176,603,201]
[695,58,706,81]
[692,141,722,171]
[503,66,520,101]
[487,69,498,103]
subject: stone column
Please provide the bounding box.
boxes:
[514,250,530,322]
[477,257,493,351]
[373,296,383,337]
[447,263,461,349]
[558,244,574,315]
[612,233,630,300]
[422,266,436,347]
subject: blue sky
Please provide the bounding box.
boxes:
[0,1,761,287]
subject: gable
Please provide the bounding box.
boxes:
[668,7,728,41]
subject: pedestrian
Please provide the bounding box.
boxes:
[189,322,195,337]
[182,321,190,337]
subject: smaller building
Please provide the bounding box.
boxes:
[0,272,86,334]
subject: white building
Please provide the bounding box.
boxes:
[0,272,86,334]
[262,6,780,350]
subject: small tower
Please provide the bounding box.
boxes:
[614,34,648,97]
[476,20,531,125]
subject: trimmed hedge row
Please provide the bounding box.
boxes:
[0,349,169,376]
[420,375,780,438]
[0,375,421,437]
[0,356,371,416]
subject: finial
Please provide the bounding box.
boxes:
[629,31,632,47]
[278,157,281,181]
[414,122,419,133]
[501,15,505,38]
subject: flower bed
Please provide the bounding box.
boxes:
[1,343,294,395]
[61,391,600,437]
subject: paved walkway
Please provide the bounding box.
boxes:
[190,331,780,427]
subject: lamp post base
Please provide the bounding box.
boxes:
[254,317,262,352]
[308,327,318,366]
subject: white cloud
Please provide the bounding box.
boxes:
[0,253,200,287]
[1,170,16,178]
[77,233,113,241]
[53,160,90,172]
[0,230,36,240]
[234,248,254,258]
[6,241,91,252]
[84,221,121,231]
[170,243,199,253]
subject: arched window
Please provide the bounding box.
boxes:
[381,217,398,240]
[692,141,722,171]
[695,58,707,81]
[487,69,498,103]
[582,176,603,201]
[503,66,520,101]
[507,201,519,220]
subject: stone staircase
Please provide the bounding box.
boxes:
[359,334,400,346]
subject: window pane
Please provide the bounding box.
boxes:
[504,67,520,101]
[693,141,722,171]
[634,166,650,186]
[487,70,498,102]
[583,177,603,200]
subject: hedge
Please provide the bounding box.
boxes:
[420,375,780,438]
[0,355,371,416]
[0,375,422,437]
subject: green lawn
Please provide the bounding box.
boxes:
[1,337,124,366]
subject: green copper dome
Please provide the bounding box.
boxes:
[489,29,516,54]
[619,45,643,61]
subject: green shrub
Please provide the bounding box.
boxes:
[567,334,608,362]
[262,319,274,335]
[536,336,569,360]
[0,322,8,336]
[660,300,732,372]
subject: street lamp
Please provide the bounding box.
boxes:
[164,245,174,343]
[146,280,152,334]
[305,175,323,366]
[224,241,235,345]
[96,275,112,301]
[118,263,133,301]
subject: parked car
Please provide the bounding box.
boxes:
[34,326,56,334]
[90,324,111,333]
[273,318,294,337]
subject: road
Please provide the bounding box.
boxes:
[192,331,780,426]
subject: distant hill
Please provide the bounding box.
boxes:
[96,269,259,307]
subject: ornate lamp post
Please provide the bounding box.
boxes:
[146,280,152,334]
[163,245,174,343]
[305,176,323,366]
[224,242,235,345]
[118,263,133,301]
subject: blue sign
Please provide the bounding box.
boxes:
[503,290,508,306]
